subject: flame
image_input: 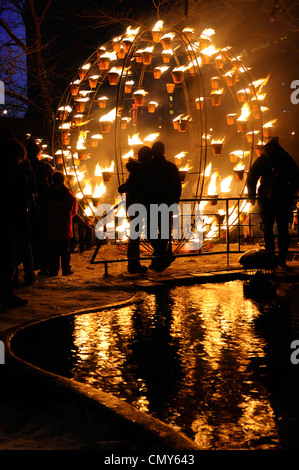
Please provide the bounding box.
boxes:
[161,32,175,40]
[152,20,164,31]
[102,161,115,172]
[109,66,123,76]
[200,45,219,56]
[113,36,122,43]
[126,26,140,36]
[99,108,116,122]
[200,28,215,38]
[76,131,87,150]
[125,80,134,86]
[237,102,251,121]
[187,57,202,69]
[84,206,95,217]
[174,151,187,160]
[179,164,192,171]
[207,171,218,195]
[230,150,249,158]
[263,119,277,128]
[220,176,233,193]
[173,114,184,123]
[95,163,102,176]
[100,50,117,61]
[233,162,245,171]
[148,101,158,107]
[58,106,72,113]
[162,49,173,56]
[122,149,134,160]
[154,66,169,74]
[252,93,266,102]
[211,138,224,144]
[204,163,212,177]
[83,182,92,195]
[250,74,270,91]
[75,97,89,104]
[93,181,106,198]
[211,88,224,95]
[183,27,194,34]
[78,90,94,98]
[133,89,148,96]
[80,63,91,70]
[144,133,159,142]
[142,46,154,53]
[98,96,109,102]
[128,133,143,146]
[172,65,186,72]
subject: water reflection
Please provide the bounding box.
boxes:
[70,281,285,449]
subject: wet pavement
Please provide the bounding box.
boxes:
[1,245,299,450]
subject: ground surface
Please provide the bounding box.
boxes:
[0,241,298,450]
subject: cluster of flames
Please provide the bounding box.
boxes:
[55,19,276,248]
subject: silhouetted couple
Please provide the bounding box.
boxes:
[118,141,181,274]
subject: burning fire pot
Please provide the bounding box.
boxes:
[211,140,223,155]
[102,171,113,183]
[233,164,245,181]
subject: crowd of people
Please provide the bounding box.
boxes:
[0,130,78,309]
[0,129,298,310]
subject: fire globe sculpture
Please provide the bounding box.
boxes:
[53,21,276,255]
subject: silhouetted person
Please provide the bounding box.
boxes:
[247,137,299,267]
[148,141,182,271]
[118,145,152,273]
[44,172,78,276]
[26,137,54,274]
[0,130,29,308]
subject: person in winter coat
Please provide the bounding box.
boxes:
[26,137,54,274]
[247,136,299,267]
[0,130,29,308]
[118,145,152,273]
[44,171,78,276]
[148,141,182,271]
